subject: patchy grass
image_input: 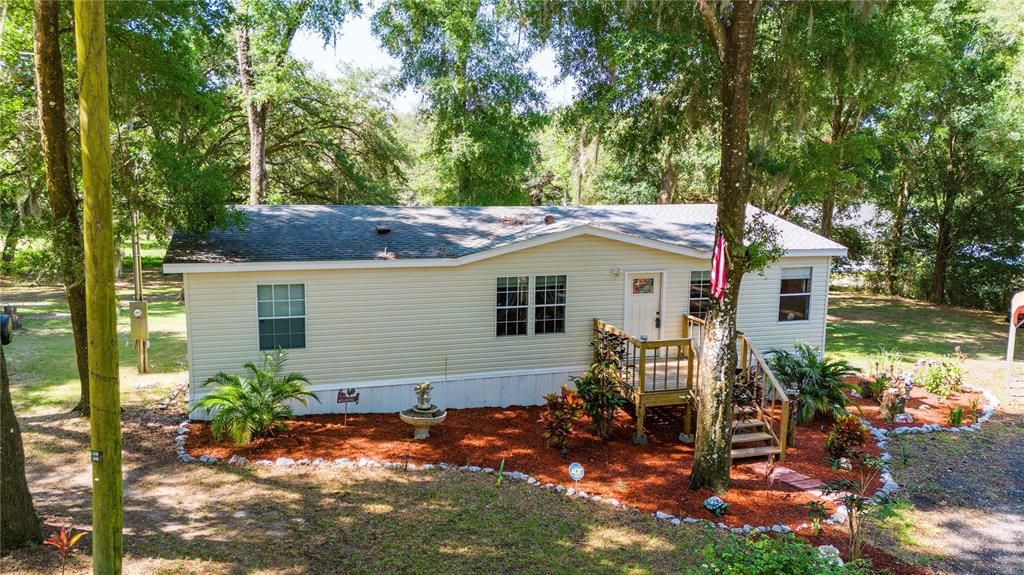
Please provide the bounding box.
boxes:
[866,415,1024,575]
[3,270,186,414]
[827,293,1020,401]
[1,406,860,575]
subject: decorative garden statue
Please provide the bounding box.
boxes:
[400,382,447,440]
[414,382,433,411]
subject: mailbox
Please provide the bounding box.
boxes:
[129,301,148,341]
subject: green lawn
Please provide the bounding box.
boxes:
[827,293,1019,396]
[4,271,186,414]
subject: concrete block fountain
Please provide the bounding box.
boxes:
[399,382,447,440]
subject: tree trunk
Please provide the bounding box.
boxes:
[235,7,267,205]
[1,206,22,276]
[690,0,758,493]
[74,0,123,571]
[34,0,90,415]
[820,183,835,238]
[929,211,952,304]
[0,345,43,551]
[929,130,958,304]
[886,174,909,296]
[657,152,678,204]
[820,94,846,239]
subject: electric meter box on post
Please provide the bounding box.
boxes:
[129,301,148,341]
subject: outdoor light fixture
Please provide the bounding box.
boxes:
[611,267,623,277]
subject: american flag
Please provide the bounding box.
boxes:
[711,223,728,302]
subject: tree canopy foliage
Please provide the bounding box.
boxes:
[1,0,1021,311]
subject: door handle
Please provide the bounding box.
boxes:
[655,311,662,329]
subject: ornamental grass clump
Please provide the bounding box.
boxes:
[540,385,584,449]
[767,343,857,425]
[191,350,318,445]
[948,405,966,427]
[574,333,627,440]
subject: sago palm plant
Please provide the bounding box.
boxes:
[190,350,318,445]
[767,343,857,425]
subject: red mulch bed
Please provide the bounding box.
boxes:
[187,406,884,525]
[844,376,985,430]
[187,406,926,573]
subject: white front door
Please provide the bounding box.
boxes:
[625,272,662,340]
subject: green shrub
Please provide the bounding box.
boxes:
[6,246,60,280]
[861,374,890,402]
[574,333,627,440]
[917,361,963,398]
[699,533,872,575]
[767,343,857,425]
[190,350,318,445]
[539,385,584,449]
[825,415,870,458]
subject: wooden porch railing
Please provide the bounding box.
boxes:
[682,315,791,461]
[593,319,697,443]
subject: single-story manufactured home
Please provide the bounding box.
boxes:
[165,204,846,419]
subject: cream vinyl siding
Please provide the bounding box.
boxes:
[183,235,832,398]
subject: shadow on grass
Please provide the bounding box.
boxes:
[827,293,1021,365]
[12,408,728,575]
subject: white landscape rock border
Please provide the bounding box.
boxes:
[861,388,1000,503]
[171,421,796,537]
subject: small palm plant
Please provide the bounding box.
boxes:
[767,343,857,425]
[190,350,318,445]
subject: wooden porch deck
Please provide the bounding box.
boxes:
[593,316,791,461]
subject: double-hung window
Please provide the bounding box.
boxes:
[496,277,529,336]
[688,270,712,320]
[778,268,812,322]
[534,275,566,334]
[257,283,306,350]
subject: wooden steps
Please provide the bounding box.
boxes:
[729,417,779,460]
[730,445,782,459]
[731,431,774,444]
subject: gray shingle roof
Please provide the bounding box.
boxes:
[163,204,846,266]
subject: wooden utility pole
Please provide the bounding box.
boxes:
[74,0,123,572]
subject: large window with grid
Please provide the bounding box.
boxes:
[534,275,566,334]
[496,277,529,336]
[257,284,306,350]
[778,267,812,322]
[688,270,712,319]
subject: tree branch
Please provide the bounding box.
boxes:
[696,0,726,63]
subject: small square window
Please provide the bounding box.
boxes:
[779,268,811,322]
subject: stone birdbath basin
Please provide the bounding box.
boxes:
[399,382,447,440]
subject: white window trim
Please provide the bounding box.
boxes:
[256,282,308,350]
[778,268,812,323]
[687,269,712,320]
[534,275,567,336]
[495,276,530,338]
